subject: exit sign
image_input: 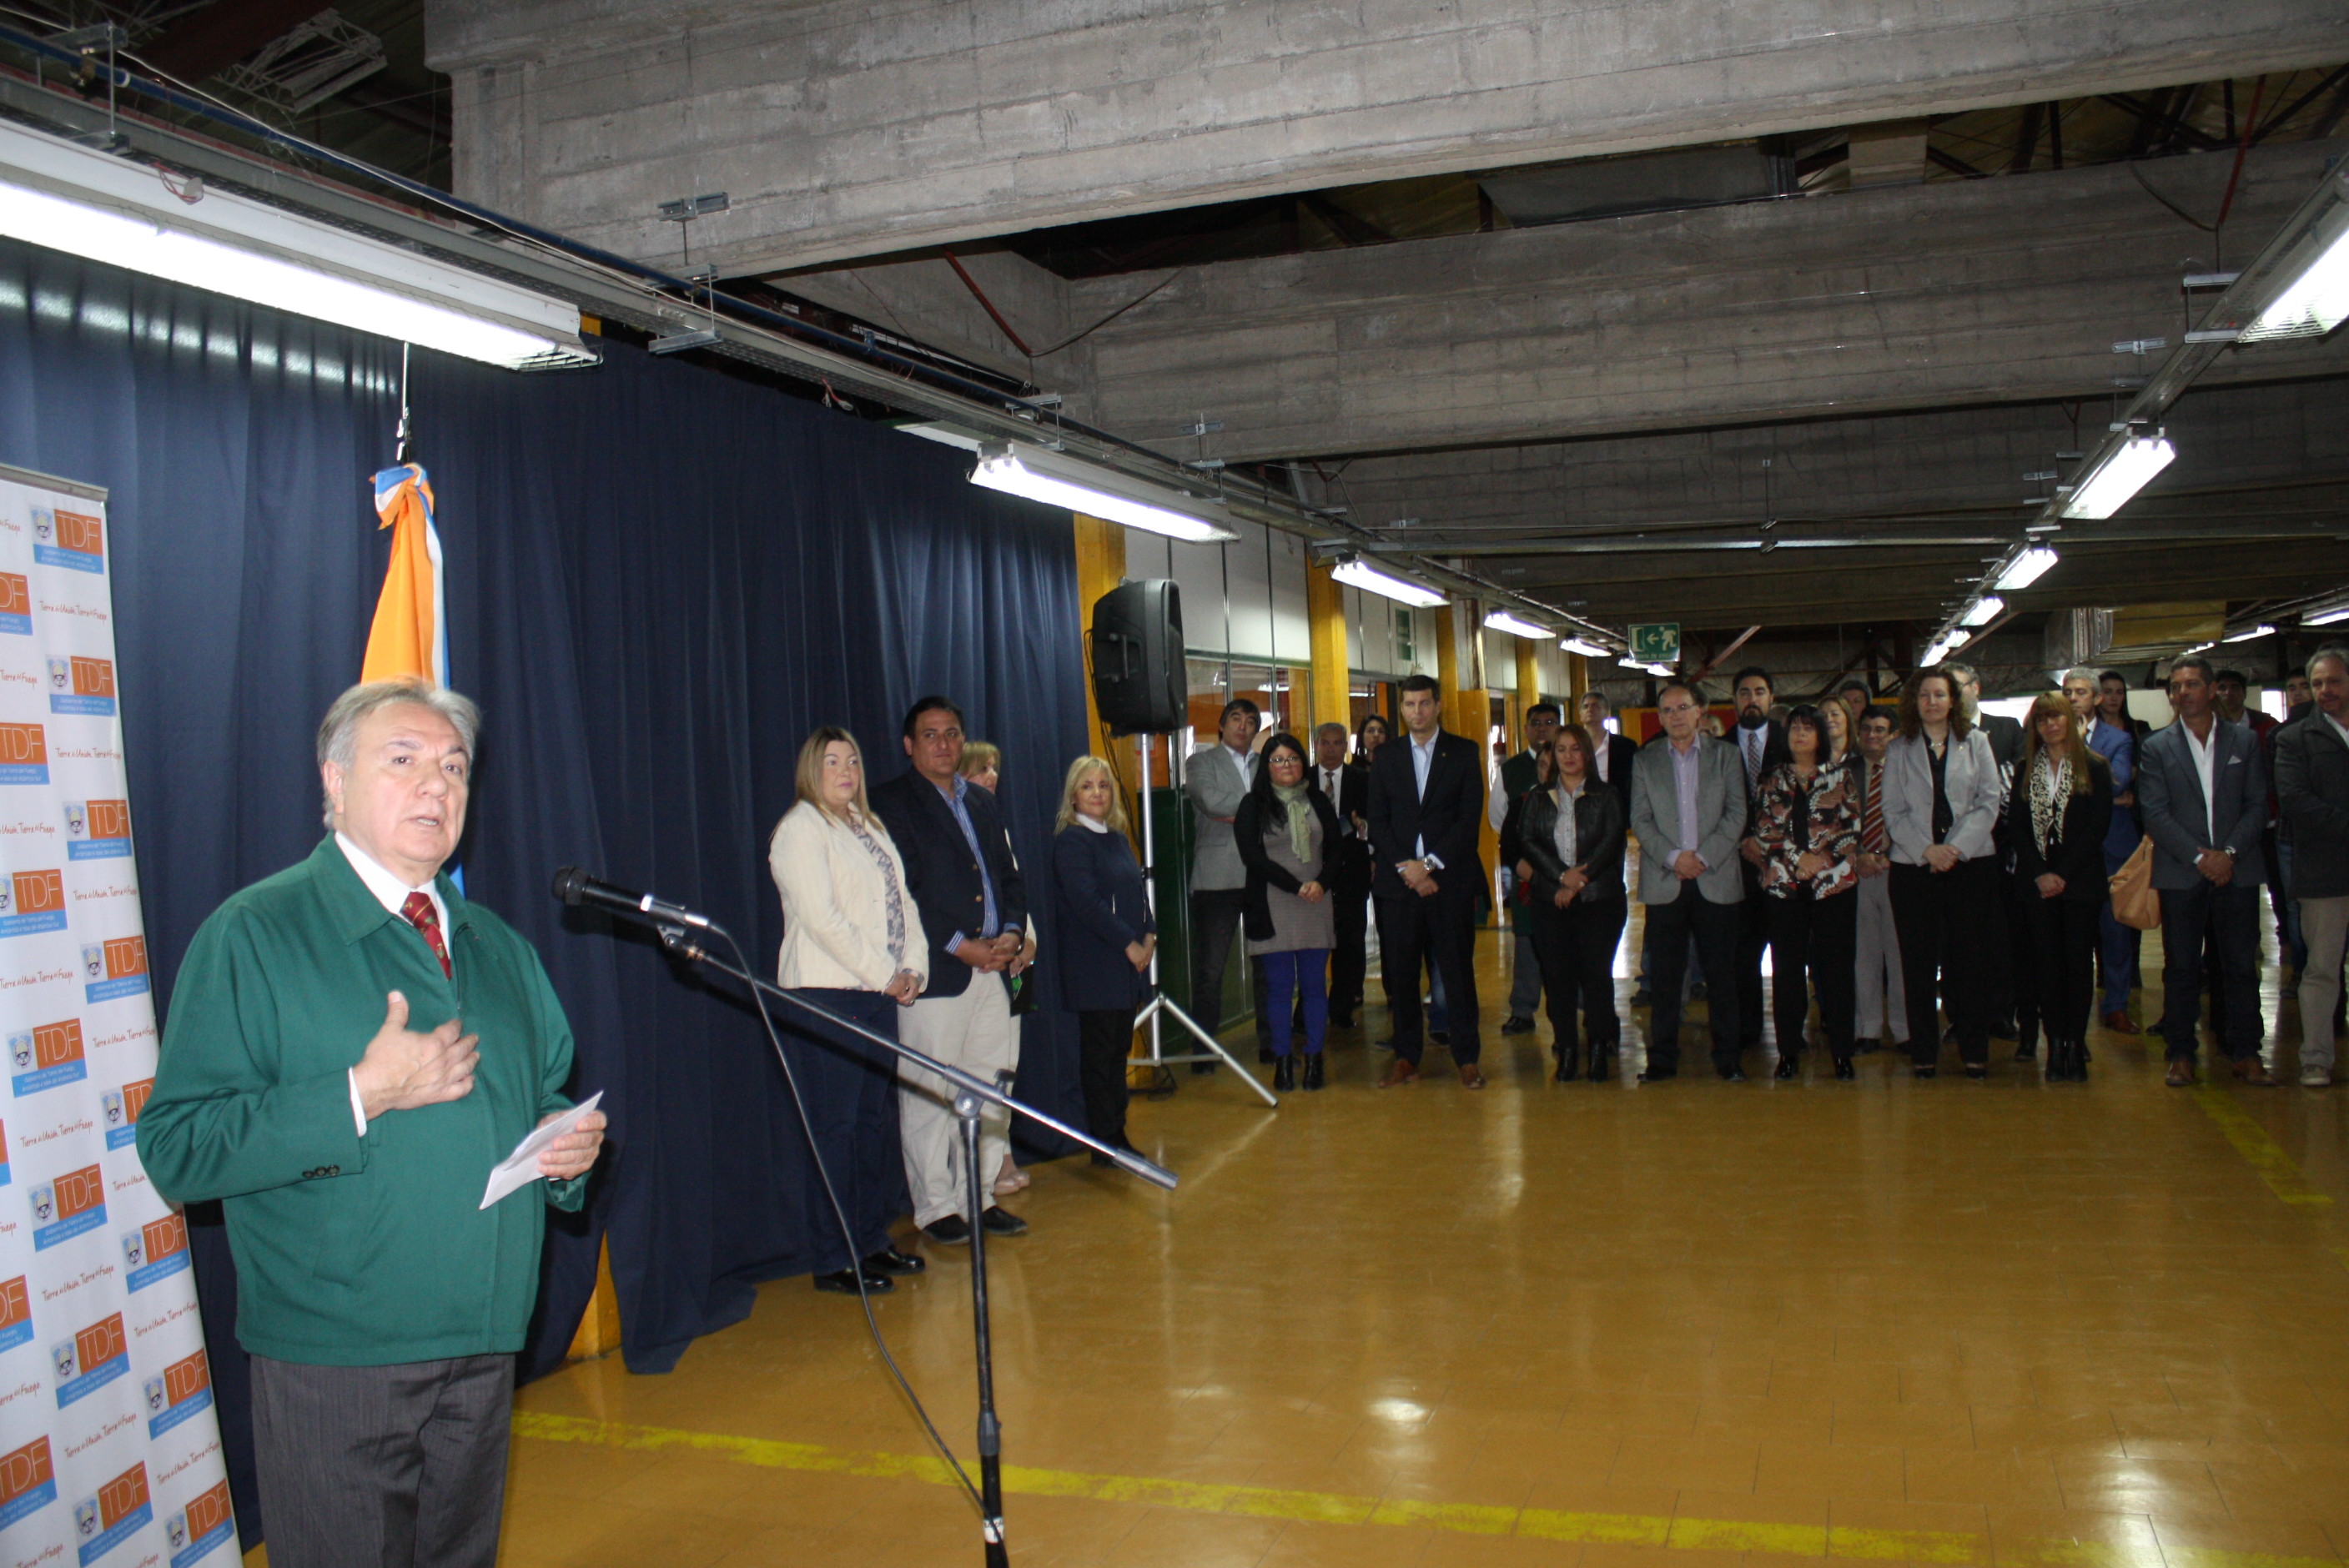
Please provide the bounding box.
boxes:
[1629,623,1680,664]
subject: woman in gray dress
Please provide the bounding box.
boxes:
[1233,731,1342,1091]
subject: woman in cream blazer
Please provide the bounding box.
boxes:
[769,726,930,1295]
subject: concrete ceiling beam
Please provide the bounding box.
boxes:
[424,0,2348,274]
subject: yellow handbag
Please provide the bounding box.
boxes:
[2108,835,2160,931]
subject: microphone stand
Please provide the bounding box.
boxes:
[643,916,1177,1568]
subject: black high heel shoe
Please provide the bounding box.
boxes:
[1272,1055,1296,1092]
[1833,1055,1855,1080]
[1773,1054,1800,1080]
[1301,1053,1325,1091]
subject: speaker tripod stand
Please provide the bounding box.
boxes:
[1128,731,1279,1108]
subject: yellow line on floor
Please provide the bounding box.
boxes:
[2188,1081,2335,1206]
[510,1411,2330,1568]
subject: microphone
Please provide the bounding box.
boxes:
[551,867,713,930]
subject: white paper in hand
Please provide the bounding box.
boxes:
[480,1091,603,1209]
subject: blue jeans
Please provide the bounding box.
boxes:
[1261,948,1328,1056]
[2098,842,2138,1017]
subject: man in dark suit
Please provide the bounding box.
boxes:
[1314,721,1372,1028]
[2137,656,2271,1088]
[1728,666,1790,1063]
[1951,663,2024,770]
[869,694,1036,1244]
[1580,691,1641,812]
[1369,674,1488,1088]
[1491,701,1561,1033]
[2067,669,2140,1033]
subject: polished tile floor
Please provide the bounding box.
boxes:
[482,914,2349,1568]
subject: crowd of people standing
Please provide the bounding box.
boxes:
[762,646,2349,1289]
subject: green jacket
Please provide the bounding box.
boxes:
[138,837,585,1365]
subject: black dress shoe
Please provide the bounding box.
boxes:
[1964,1064,1989,1080]
[1854,1038,1879,1055]
[1719,1066,1748,1082]
[922,1215,973,1246]
[1553,1048,1579,1083]
[1430,1030,1451,1047]
[1259,1045,1277,1064]
[1913,1066,1937,1079]
[1302,1053,1325,1090]
[862,1245,925,1276]
[813,1267,893,1294]
[1589,1043,1614,1083]
[1989,1018,2019,1041]
[1637,1067,1677,1083]
[1272,1054,1297,1091]
[979,1207,1028,1236]
[1501,1016,1536,1035]
[1833,1057,1856,1081]
[1773,1056,1799,1080]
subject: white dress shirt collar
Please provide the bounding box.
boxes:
[1074,812,1111,834]
[335,832,448,932]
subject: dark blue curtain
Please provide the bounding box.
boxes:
[0,238,1090,1544]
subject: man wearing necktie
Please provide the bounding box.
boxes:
[1314,721,1373,1028]
[1729,667,1791,1065]
[139,680,606,1568]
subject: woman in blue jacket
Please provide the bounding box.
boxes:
[1051,756,1155,1158]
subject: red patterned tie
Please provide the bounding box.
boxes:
[401,892,451,979]
[1863,765,1888,853]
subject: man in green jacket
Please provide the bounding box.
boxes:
[137,679,606,1568]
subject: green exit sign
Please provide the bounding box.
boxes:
[1629,623,1680,664]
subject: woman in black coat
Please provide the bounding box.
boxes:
[2007,692,2115,1082]
[1050,756,1155,1156]
[1501,723,1628,1082]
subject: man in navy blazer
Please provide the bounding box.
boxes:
[869,695,1036,1243]
[1368,674,1488,1088]
[2135,656,2271,1087]
[2067,670,2140,1031]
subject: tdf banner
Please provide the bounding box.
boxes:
[0,467,234,1568]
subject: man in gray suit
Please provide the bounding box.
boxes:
[1185,698,1259,1066]
[2274,646,2349,1088]
[2138,655,2271,1087]
[1629,681,1748,1080]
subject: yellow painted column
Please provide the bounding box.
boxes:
[1306,561,1351,740]
[1435,603,1499,915]
[1073,511,1128,756]
[1515,637,1540,731]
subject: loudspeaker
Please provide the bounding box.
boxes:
[1089,580,1185,734]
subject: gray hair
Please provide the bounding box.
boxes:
[1580,690,1614,715]
[2310,645,2349,680]
[1315,721,1350,742]
[2061,666,2100,687]
[317,679,481,827]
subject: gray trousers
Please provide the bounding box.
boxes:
[1854,871,1909,1043]
[2301,895,2347,1076]
[250,1353,513,1568]
[1509,921,1542,1018]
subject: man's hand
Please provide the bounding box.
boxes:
[1672,851,1706,881]
[351,992,478,1120]
[1299,881,1326,903]
[1399,859,1436,894]
[953,937,1006,972]
[1006,930,1037,976]
[1516,859,1536,883]
[1740,836,1766,867]
[1125,934,1157,972]
[2196,848,2235,886]
[536,1108,606,1182]
[2035,873,2066,900]
[1924,844,1961,872]
[883,969,923,1004]
[1854,852,1888,879]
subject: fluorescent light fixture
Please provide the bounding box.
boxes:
[1922,628,1971,666]
[1618,656,1647,670]
[1960,596,2004,627]
[0,120,593,369]
[2241,224,2349,342]
[1482,610,1548,639]
[971,450,1236,542]
[2181,641,2216,655]
[1646,663,1674,677]
[1560,637,1608,658]
[2306,601,2349,626]
[2221,622,2275,642]
[1994,548,2060,591]
[2060,437,2174,520]
[1330,557,1446,608]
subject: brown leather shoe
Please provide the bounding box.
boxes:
[2101,1010,2140,1035]
[1377,1058,1420,1089]
[2165,1058,2197,1088]
[1458,1063,1486,1090]
[2231,1056,2277,1087]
